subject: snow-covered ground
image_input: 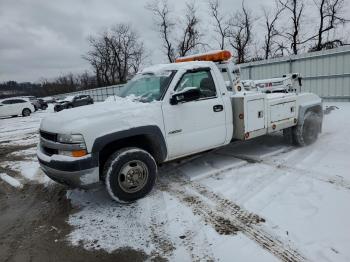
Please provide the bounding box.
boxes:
[1,103,350,261]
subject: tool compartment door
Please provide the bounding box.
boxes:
[246,99,265,131]
[270,101,296,123]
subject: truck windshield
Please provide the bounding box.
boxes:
[119,70,176,102]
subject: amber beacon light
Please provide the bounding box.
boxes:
[175,50,232,63]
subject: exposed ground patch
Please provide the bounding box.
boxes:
[0,143,36,160]
[0,183,149,262]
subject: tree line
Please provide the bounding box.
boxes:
[0,72,96,99]
[1,0,348,98]
[83,0,349,86]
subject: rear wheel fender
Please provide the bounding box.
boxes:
[297,104,323,126]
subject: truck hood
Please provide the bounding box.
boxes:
[48,100,145,123]
[40,98,164,149]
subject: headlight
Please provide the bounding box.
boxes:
[56,134,87,157]
[58,150,73,156]
[57,134,85,144]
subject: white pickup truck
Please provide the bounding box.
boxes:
[37,51,323,203]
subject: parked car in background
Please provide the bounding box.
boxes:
[0,97,35,117]
[21,96,40,111]
[21,96,48,110]
[54,95,94,112]
[37,99,48,110]
[43,97,57,104]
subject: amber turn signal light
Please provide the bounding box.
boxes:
[72,150,87,157]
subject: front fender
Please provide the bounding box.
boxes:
[91,125,167,163]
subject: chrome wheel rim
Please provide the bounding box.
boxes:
[118,160,148,193]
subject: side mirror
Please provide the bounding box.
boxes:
[170,87,201,105]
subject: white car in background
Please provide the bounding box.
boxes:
[0,97,35,118]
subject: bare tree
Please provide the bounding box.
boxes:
[262,1,285,59]
[147,0,202,62]
[109,24,145,83]
[77,71,94,90]
[84,24,145,86]
[208,0,230,50]
[84,34,110,86]
[146,0,175,62]
[178,2,201,57]
[279,0,304,55]
[310,0,348,51]
[228,1,253,64]
[273,41,291,57]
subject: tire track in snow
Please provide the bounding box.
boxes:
[230,153,350,191]
[272,162,350,190]
[158,174,307,262]
[149,187,216,261]
[144,188,215,261]
[148,196,176,259]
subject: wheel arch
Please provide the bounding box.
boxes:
[22,107,32,115]
[298,103,323,126]
[23,107,32,112]
[92,126,167,178]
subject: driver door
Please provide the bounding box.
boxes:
[162,68,227,159]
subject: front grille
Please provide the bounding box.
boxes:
[42,147,58,156]
[40,130,58,156]
[40,130,57,142]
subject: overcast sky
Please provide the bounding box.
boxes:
[0,0,348,83]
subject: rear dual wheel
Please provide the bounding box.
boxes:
[283,111,321,146]
[104,147,157,203]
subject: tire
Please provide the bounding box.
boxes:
[22,108,31,117]
[283,127,295,145]
[67,105,73,109]
[293,111,321,146]
[34,105,38,111]
[104,147,157,203]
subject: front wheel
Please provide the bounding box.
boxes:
[22,108,31,117]
[104,147,157,203]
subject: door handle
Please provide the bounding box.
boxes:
[213,105,223,112]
